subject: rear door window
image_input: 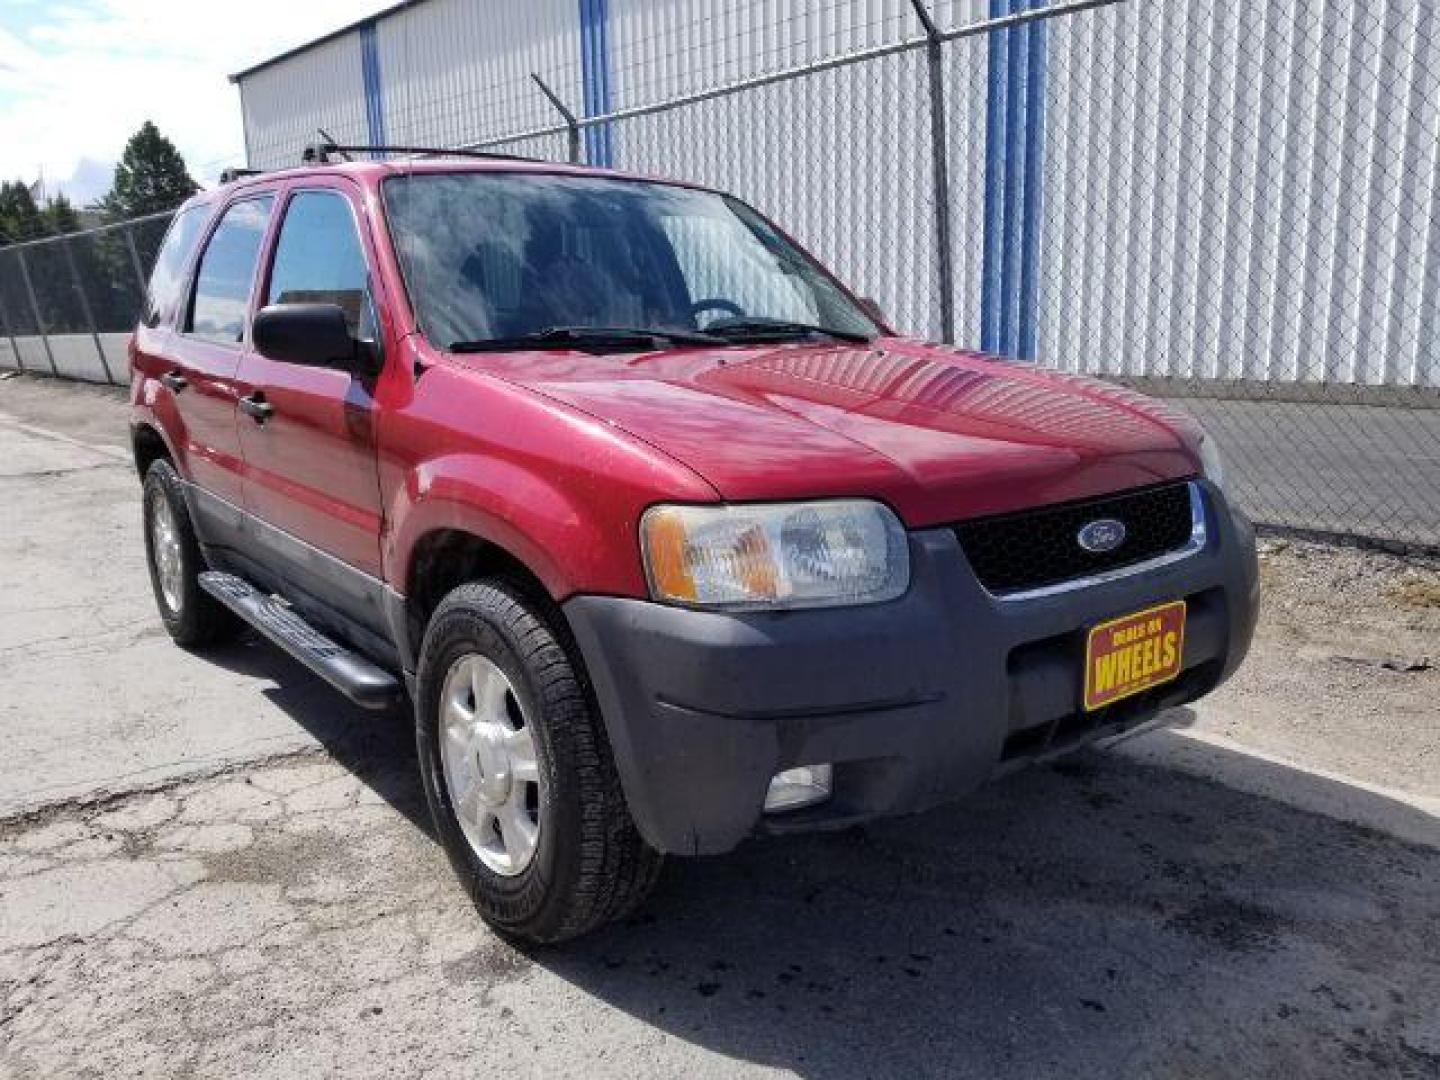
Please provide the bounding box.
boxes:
[265,190,370,336]
[143,204,210,327]
[186,196,274,345]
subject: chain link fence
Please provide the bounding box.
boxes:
[1032,0,1440,553]
[2,0,1437,552]
[0,213,172,384]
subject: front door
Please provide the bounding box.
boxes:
[235,184,386,627]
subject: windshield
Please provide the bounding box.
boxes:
[382,172,879,350]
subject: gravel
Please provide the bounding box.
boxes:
[1189,538,1440,799]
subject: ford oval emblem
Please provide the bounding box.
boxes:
[1077,518,1127,554]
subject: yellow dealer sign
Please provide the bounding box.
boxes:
[1083,600,1187,711]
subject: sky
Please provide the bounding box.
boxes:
[0,0,390,204]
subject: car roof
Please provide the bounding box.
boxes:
[182,158,702,211]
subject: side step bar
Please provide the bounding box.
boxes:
[198,571,403,710]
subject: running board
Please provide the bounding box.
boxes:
[198,571,403,710]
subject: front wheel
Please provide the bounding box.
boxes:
[416,580,662,943]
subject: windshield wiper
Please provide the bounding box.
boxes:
[449,325,722,353]
[703,317,873,344]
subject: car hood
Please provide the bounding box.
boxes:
[462,337,1203,527]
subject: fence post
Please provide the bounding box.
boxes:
[0,278,23,373]
[61,237,115,385]
[15,249,58,375]
[910,0,957,344]
[531,73,583,164]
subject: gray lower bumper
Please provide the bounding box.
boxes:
[563,481,1259,856]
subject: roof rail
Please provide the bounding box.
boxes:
[219,167,265,184]
[301,142,542,165]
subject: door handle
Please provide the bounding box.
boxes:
[160,371,188,393]
[239,393,274,424]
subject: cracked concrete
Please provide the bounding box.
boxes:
[4,736,1438,1078]
[0,380,375,818]
[1,373,1437,1078]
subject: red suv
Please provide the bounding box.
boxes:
[130,156,1257,942]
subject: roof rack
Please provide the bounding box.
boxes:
[301,142,542,165]
[219,167,265,184]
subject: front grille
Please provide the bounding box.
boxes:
[955,481,1196,595]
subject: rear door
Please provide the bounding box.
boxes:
[235,182,387,600]
[165,194,276,506]
[130,200,213,468]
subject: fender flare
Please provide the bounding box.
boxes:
[386,452,639,603]
[129,415,183,479]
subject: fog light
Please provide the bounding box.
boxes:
[763,764,833,813]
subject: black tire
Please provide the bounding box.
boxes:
[416,579,662,943]
[141,459,241,648]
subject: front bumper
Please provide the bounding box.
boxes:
[563,481,1259,856]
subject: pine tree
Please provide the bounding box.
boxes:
[0,181,48,244]
[45,194,81,235]
[101,121,199,220]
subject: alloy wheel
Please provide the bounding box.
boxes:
[438,653,542,876]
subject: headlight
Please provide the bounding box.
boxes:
[640,500,909,610]
[1197,434,1226,491]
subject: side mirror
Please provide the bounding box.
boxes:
[254,303,374,373]
[857,296,888,328]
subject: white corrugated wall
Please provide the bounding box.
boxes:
[1038,0,1440,387]
[240,33,369,170]
[374,0,583,156]
[232,0,1438,386]
[602,0,989,340]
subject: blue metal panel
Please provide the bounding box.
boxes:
[359,21,386,155]
[1017,1,1046,361]
[1000,0,1027,355]
[594,0,613,163]
[979,0,1010,354]
[579,0,595,157]
[579,0,614,166]
[980,0,1047,360]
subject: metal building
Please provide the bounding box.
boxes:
[232,0,1439,388]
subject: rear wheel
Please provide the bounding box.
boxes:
[141,460,240,647]
[416,580,662,943]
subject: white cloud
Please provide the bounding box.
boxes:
[0,0,390,198]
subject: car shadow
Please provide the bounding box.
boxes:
[187,638,1440,1077]
[197,630,431,838]
[527,721,1439,1079]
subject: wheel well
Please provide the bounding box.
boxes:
[405,529,559,647]
[131,424,171,479]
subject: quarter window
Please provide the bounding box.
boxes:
[266,191,370,336]
[187,196,274,344]
[144,204,210,327]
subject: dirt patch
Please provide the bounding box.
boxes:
[1165,896,1285,953]
[1388,575,1440,611]
[1194,539,1440,798]
[1255,537,1440,658]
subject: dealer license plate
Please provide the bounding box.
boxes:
[1083,600,1186,711]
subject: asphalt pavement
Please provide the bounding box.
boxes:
[1179,395,1440,549]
